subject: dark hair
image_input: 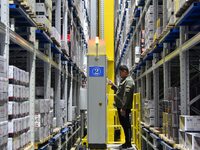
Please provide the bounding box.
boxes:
[119,65,129,73]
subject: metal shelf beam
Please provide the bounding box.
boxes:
[136,32,200,80]
[9,29,67,73]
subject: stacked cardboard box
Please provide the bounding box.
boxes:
[35,99,54,141]
[8,65,30,149]
[166,0,178,25]
[145,5,162,50]
[51,27,61,46]
[36,86,54,99]
[0,56,8,149]
[162,87,180,143]
[174,0,189,17]
[179,115,200,149]
[143,100,155,126]
[60,100,67,126]
[35,0,52,31]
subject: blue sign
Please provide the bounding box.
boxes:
[89,66,104,77]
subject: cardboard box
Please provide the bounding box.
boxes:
[36,3,47,16]
[0,121,8,138]
[8,102,17,116]
[185,132,200,150]
[180,115,200,131]
[0,56,7,78]
[35,99,45,113]
[53,117,56,128]
[8,119,17,134]
[0,103,7,122]
[35,127,44,141]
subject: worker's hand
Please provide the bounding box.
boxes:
[107,79,114,86]
[120,108,126,117]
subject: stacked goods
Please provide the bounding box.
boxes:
[60,100,67,126]
[162,87,180,143]
[145,5,162,50]
[36,0,52,31]
[34,99,54,141]
[51,27,61,46]
[174,0,190,17]
[35,87,55,142]
[179,115,200,149]
[140,30,145,54]
[143,100,155,126]
[0,56,8,150]
[8,66,30,150]
[21,0,36,17]
[166,0,177,25]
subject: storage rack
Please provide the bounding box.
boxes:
[0,0,89,149]
[115,0,200,150]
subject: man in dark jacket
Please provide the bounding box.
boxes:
[108,65,134,149]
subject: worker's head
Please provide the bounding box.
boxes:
[119,65,129,78]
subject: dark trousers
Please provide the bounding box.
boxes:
[117,108,132,145]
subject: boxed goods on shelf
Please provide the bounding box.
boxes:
[51,27,61,46]
[144,117,155,126]
[8,66,30,148]
[36,86,54,98]
[185,132,200,150]
[35,127,43,141]
[145,5,163,49]
[174,0,190,16]
[0,77,8,102]
[166,0,177,25]
[0,103,8,122]
[35,99,54,141]
[180,115,200,131]
[36,0,52,31]
[0,56,7,78]
[36,15,51,30]
[60,99,67,125]
[8,137,20,150]
[9,66,29,86]
[0,121,8,146]
[7,129,30,150]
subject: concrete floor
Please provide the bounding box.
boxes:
[106,144,137,150]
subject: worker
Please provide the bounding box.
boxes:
[108,65,135,149]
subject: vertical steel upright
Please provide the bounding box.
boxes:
[44,44,51,99]
[180,26,190,115]
[55,0,62,126]
[68,63,73,121]
[162,0,171,100]
[153,54,160,126]
[1,0,9,148]
[55,55,61,126]
[90,0,98,38]
[146,61,151,100]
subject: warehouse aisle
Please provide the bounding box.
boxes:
[1,0,200,150]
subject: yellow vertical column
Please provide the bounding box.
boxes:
[104,0,115,143]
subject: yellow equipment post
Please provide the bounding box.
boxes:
[103,0,115,143]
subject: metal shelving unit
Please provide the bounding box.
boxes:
[0,0,89,149]
[115,0,200,150]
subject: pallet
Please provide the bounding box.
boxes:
[176,0,197,17]
[53,127,61,134]
[37,23,50,34]
[174,144,187,150]
[149,127,161,136]
[51,37,61,47]
[159,134,176,146]
[34,135,53,149]
[23,143,34,150]
[158,24,175,43]
[9,0,36,18]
